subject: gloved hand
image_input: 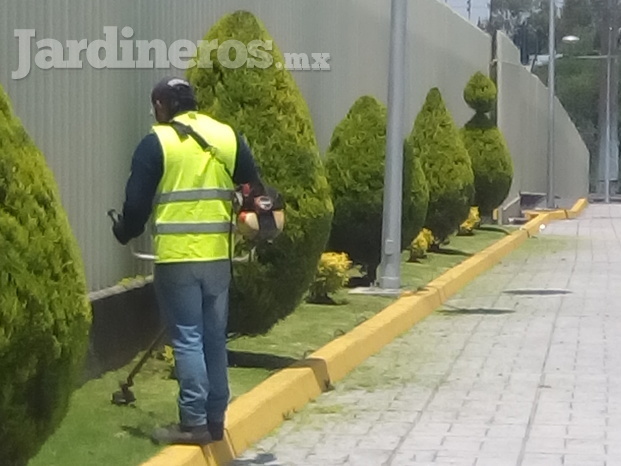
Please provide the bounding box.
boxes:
[108,209,130,245]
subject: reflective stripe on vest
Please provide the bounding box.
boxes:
[154,222,232,235]
[155,188,234,204]
[151,111,237,263]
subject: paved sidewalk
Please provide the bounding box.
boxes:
[233,204,621,466]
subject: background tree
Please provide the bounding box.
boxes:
[533,0,621,192]
[484,0,538,37]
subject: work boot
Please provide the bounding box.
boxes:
[151,423,212,446]
[208,421,225,441]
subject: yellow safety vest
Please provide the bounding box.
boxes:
[151,111,237,263]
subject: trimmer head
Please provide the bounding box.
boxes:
[111,382,136,406]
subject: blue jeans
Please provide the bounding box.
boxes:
[153,260,231,427]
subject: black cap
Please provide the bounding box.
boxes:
[151,76,197,110]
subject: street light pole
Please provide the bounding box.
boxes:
[379,0,407,290]
[605,25,613,204]
[547,0,556,209]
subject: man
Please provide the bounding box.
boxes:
[112,77,260,445]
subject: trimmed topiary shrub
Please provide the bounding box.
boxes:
[187,10,333,336]
[464,72,496,114]
[408,88,474,245]
[0,85,91,466]
[324,96,428,283]
[461,72,514,218]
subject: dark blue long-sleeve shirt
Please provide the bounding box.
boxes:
[113,130,259,245]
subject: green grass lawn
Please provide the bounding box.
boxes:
[29,227,509,466]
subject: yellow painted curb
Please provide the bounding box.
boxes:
[523,197,588,222]
[568,198,588,218]
[141,198,589,466]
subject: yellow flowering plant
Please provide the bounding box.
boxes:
[458,207,481,236]
[307,252,352,304]
[408,228,434,262]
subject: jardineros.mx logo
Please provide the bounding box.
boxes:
[12,26,331,80]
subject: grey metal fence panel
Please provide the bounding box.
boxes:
[497,32,589,210]
[0,0,147,291]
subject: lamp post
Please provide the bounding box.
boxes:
[547,0,556,209]
[605,26,613,204]
[378,0,407,291]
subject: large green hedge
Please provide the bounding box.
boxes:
[461,72,514,217]
[187,11,333,336]
[0,85,91,466]
[325,96,428,282]
[409,88,474,244]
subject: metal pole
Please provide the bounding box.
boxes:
[379,0,407,290]
[546,0,556,209]
[605,25,613,204]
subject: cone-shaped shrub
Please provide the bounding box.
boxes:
[409,88,474,244]
[464,71,496,114]
[0,85,91,466]
[461,72,513,217]
[187,11,333,336]
[325,96,428,282]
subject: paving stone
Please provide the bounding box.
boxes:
[566,424,606,440]
[399,434,445,451]
[474,456,518,466]
[439,437,483,453]
[357,433,404,450]
[410,451,438,462]
[524,436,566,453]
[564,438,607,455]
[434,451,478,465]
[563,454,607,466]
[411,423,452,435]
[312,434,359,452]
[447,424,489,438]
[528,424,567,439]
[305,450,349,463]
[521,452,563,466]
[480,438,523,453]
[344,448,393,465]
[485,424,528,438]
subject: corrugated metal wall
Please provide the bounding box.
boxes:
[0,1,588,292]
[0,0,148,291]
